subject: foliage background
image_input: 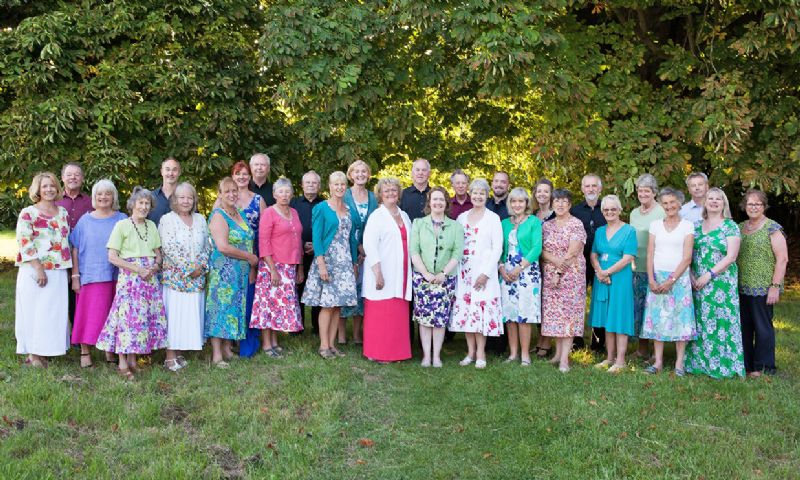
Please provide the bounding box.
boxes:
[2,0,799,226]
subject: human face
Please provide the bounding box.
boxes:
[380,183,400,207]
[601,204,620,223]
[660,194,681,219]
[250,156,270,181]
[581,176,601,202]
[62,165,83,193]
[470,187,487,208]
[132,197,152,220]
[220,183,239,209]
[94,189,114,211]
[637,186,655,207]
[302,175,320,197]
[704,191,724,216]
[510,196,527,216]
[687,177,708,201]
[535,184,552,208]
[175,188,195,215]
[274,185,292,206]
[411,160,430,187]
[429,190,447,215]
[161,160,181,187]
[744,194,765,220]
[553,197,571,217]
[492,173,509,198]
[329,180,347,199]
[232,167,251,189]
[451,174,469,196]
[350,164,370,186]
[38,177,59,202]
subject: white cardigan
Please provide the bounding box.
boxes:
[361,205,413,301]
[457,208,503,291]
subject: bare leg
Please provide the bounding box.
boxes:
[637,338,649,357]
[549,338,562,364]
[653,341,664,370]
[432,327,445,365]
[605,332,616,363]
[270,330,279,349]
[337,316,347,343]
[419,326,432,364]
[223,340,234,360]
[675,340,687,371]
[260,329,271,351]
[166,349,178,362]
[475,334,487,362]
[558,337,572,369]
[80,344,93,367]
[353,315,363,343]
[519,324,532,363]
[506,323,519,360]
[210,338,224,363]
[465,333,476,360]
[328,308,341,350]
[615,334,629,367]
[118,352,129,370]
[318,308,332,351]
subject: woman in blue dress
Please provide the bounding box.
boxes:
[205,177,259,368]
[230,161,268,357]
[589,195,638,373]
[340,160,377,345]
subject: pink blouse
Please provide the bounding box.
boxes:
[259,206,303,264]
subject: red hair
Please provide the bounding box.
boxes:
[231,161,251,176]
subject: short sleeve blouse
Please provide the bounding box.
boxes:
[107,219,161,258]
[15,205,72,269]
[69,211,128,284]
[649,218,694,272]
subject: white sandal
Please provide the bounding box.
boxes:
[475,359,487,369]
[458,356,475,366]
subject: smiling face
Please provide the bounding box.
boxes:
[132,196,152,220]
[429,190,447,215]
[553,197,571,217]
[350,164,370,186]
[491,172,509,198]
[704,190,724,216]
[602,204,620,223]
[470,186,487,208]
[220,183,239,209]
[581,176,601,202]
[509,196,528,216]
[637,186,655,206]
[687,176,708,201]
[301,174,320,197]
[62,165,83,193]
[330,179,347,199]
[411,160,430,187]
[175,187,195,215]
[38,177,59,202]
[161,159,181,187]
[95,188,114,211]
[250,156,269,182]
[744,194,765,220]
[535,183,552,208]
[451,173,469,196]
[380,183,400,207]
[660,194,681,219]
[232,167,251,189]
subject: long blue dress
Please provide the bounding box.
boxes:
[589,224,638,336]
[239,194,263,357]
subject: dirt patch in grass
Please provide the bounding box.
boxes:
[206,443,245,479]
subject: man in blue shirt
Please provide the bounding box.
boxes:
[680,172,708,223]
[148,157,181,226]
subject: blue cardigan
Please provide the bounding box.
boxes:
[344,188,378,245]
[311,201,359,263]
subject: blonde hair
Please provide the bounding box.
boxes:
[506,187,533,215]
[218,176,237,192]
[169,182,198,212]
[702,187,732,219]
[92,179,120,210]
[346,160,372,182]
[29,172,63,203]
[374,177,403,204]
[328,171,347,189]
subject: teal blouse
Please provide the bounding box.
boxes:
[500,216,542,264]
[410,216,464,275]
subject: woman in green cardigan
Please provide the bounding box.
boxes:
[499,187,543,366]
[410,187,464,367]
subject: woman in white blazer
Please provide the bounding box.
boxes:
[450,178,504,369]
[362,177,413,362]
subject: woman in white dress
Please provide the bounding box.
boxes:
[158,183,210,371]
[450,179,504,369]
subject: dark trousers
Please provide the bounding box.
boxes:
[740,294,776,373]
[298,254,321,335]
[580,274,605,352]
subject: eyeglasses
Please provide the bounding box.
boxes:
[746,203,763,208]
[601,208,619,213]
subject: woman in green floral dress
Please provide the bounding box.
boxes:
[686,188,745,378]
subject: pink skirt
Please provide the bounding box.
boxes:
[363,298,411,362]
[71,281,116,345]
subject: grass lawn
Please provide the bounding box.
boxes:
[0,267,798,479]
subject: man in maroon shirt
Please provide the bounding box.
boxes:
[448,169,473,219]
[56,163,93,230]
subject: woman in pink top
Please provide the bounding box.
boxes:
[251,178,305,357]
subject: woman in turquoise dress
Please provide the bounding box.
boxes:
[686,188,745,379]
[205,177,259,368]
[589,195,637,373]
[340,160,378,344]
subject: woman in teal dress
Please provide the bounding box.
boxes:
[686,188,745,379]
[205,177,259,368]
[589,195,638,373]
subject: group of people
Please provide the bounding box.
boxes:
[15,156,789,380]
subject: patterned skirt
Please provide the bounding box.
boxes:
[96,257,168,354]
[412,272,456,328]
[500,258,542,324]
[251,261,303,332]
[640,270,696,342]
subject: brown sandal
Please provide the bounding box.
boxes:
[318,349,335,360]
[117,368,135,380]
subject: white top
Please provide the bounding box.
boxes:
[679,199,703,223]
[362,205,413,301]
[649,218,694,272]
[457,209,503,301]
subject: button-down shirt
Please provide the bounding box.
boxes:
[487,196,509,220]
[147,187,172,226]
[400,184,430,222]
[249,179,275,206]
[56,191,93,230]
[448,196,473,220]
[570,200,607,283]
[290,195,323,245]
[680,199,703,223]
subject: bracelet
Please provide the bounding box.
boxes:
[769,283,781,288]
[667,274,675,283]
[709,270,717,280]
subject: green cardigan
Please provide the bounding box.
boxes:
[410,216,464,275]
[501,216,542,264]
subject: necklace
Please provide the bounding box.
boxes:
[130,218,149,242]
[639,203,654,214]
[431,218,444,228]
[744,217,765,233]
[511,214,528,227]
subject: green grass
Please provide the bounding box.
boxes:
[0,267,798,479]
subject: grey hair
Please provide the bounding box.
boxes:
[450,168,470,184]
[582,173,602,188]
[506,187,532,215]
[273,177,294,195]
[169,182,197,212]
[412,158,431,170]
[126,186,155,214]
[469,178,490,195]
[249,152,271,166]
[91,179,120,210]
[302,170,321,183]
[635,173,659,193]
[685,172,708,186]
[657,187,685,204]
[600,194,623,212]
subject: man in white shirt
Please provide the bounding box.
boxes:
[680,172,709,223]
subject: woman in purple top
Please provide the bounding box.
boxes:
[69,180,128,368]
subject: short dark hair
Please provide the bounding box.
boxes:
[423,186,451,216]
[552,188,572,203]
[740,189,769,211]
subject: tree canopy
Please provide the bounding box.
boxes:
[2,0,799,224]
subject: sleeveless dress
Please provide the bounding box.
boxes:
[204,208,254,340]
[239,194,263,356]
[301,214,358,308]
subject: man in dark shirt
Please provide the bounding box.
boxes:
[448,169,473,219]
[487,171,510,220]
[569,173,607,352]
[399,158,431,221]
[147,157,181,226]
[248,152,276,206]
[56,162,93,230]
[290,170,323,335]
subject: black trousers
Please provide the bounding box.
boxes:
[581,274,605,352]
[298,254,321,335]
[740,294,776,373]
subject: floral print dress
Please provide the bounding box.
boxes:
[540,217,586,338]
[685,219,745,378]
[500,228,542,324]
[301,214,358,308]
